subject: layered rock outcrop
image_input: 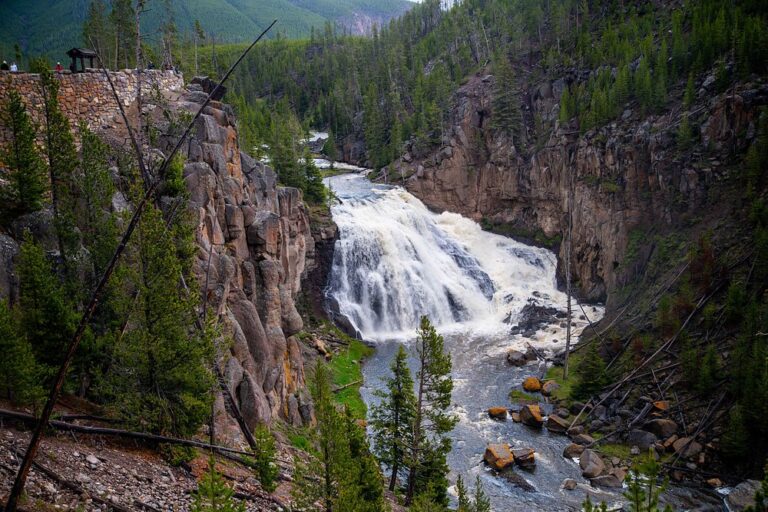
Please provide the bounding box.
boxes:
[171,89,316,442]
[395,72,768,304]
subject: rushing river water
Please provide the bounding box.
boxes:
[324,172,619,510]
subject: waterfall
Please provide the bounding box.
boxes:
[325,173,571,341]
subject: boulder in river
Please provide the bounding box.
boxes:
[579,449,606,479]
[541,380,560,396]
[546,414,570,434]
[563,443,585,458]
[511,448,536,468]
[511,411,521,422]
[522,377,542,392]
[563,478,578,491]
[488,407,508,420]
[519,404,544,427]
[591,473,623,488]
[571,433,595,445]
[484,444,515,471]
[628,429,659,451]
[507,350,527,366]
[643,418,678,438]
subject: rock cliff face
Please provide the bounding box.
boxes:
[396,72,768,305]
[170,88,317,443]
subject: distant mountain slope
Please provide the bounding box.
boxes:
[0,0,412,62]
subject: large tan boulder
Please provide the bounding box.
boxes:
[519,404,544,427]
[546,414,570,434]
[673,437,703,459]
[563,443,585,458]
[484,444,515,471]
[522,376,542,392]
[579,449,606,478]
[643,418,678,438]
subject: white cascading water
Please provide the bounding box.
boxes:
[326,173,579,343]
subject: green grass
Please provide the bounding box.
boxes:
[288,432,311,451]
[508,389,539,403]
[597,443,632,460]
[544,357,581,403]
[328,334,374,419]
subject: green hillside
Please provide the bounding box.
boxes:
[0,0,412,63]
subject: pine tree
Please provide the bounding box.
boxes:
[0,89,47,221]
[293,361,386,512]
[323,130,338,161]
[683,74,696,109]
[559,87,576,124]
[0,300,44,408]
[677,113,694,150]
[456,476,490,512]
[102,203,213,437]
[634,59,653,114]
[83,0,111,65]
[191,456,246,512]
[406,316,457,506]
[109,0,137,69]
[572,342,609,401]
[456,476,472,512]
[492,56,522,146]
[16,234,77,377]
[371,344,416,491]
[39,69,79,267]
[249,425,278,493]
[473,476,491,512]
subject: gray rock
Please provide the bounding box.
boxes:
[643,418,677,439]
[580,449,605,479]
[563,443,585,458]
[507,350,527,366]
[628,429,659,451]
[571,433,595,446]
[726,480,762,511]
[563,478,578,491]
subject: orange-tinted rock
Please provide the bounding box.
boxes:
[522,377,542,392]
[488,407,508,420]
[484,444,515,471]
[520,404,544,427]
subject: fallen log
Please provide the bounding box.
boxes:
[333,380,362,393]
[0,408,252,458]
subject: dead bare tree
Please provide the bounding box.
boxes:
[4,20,277,512]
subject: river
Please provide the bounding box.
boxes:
[323,172,624,510]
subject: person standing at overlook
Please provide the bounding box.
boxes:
[1,61,8,70]
[9,62,18,72]
[55,62,63,72]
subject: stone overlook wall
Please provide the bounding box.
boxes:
[0,69,184,145]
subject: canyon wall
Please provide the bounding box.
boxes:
[167,87,317,444]
[395,72,768,306]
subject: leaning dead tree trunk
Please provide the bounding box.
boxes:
[563,162,575,380]
[4,20,277,512]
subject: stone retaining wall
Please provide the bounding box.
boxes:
[0,69,184,145]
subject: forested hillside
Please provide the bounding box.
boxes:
[0,0,412,62]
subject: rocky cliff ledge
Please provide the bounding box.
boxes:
[394,72,768,306]
[167,86,320,443]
